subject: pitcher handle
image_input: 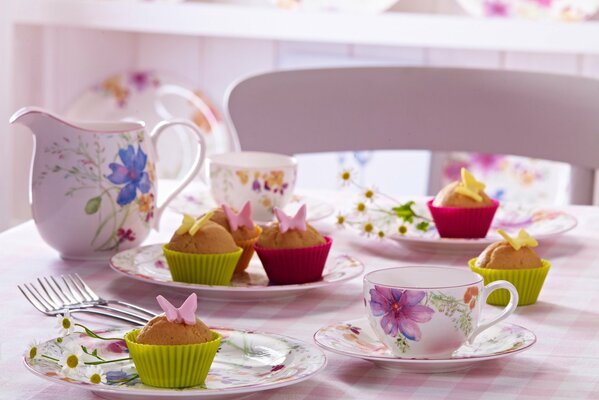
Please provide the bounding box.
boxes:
[150,119,206,230]
[468,280,519,344]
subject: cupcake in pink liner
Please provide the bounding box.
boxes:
[254,204,332,285]
[428,168,499,239]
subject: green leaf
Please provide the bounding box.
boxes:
[85,196,102,214]
[416,221,429,232]
[392,201,416,223]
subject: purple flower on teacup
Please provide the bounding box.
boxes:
[369,286,434,341]
[106,145,151,206]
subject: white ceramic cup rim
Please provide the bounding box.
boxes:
[209,151,298,169]
[364,266,483,290]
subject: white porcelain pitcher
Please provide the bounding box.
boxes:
[10,107,206,260]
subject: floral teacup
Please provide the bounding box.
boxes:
[208,152,297,222]
[364,266,518,358]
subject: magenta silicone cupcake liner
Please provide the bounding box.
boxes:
[254,236,333,285]
[427,199,499,239]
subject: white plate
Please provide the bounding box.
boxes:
[64,70,230,179]
[314,318,535,373]
[109,244,364,302]
[169,189,335,224]
[389,202,577,253]
[456,0,599,21]
[25,327,326,399]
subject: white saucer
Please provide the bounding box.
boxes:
[388,202,577,253]
[314,318,536,373]
[169,188,335,224]
[109,244,364,302]
[25,327,326,399]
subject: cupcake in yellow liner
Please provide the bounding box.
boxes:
[164,212,242,285]
[125,293,221,388]
[469,229,550,306]
[209,202,262,274]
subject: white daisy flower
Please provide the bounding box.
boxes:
[24,340,41,361]
[60,343,83,377]
[55,310,74,336]
[85,365,106,385]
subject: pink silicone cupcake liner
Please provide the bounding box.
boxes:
[254,236,333,285]
[427,199,499,239]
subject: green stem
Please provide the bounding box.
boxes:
[84,357,132,365]
[75,324,124,341]
[41,355,60,362]
[116,374,139,386]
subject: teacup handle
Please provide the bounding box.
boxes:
[150,119,206,230]
[468,280,519,344]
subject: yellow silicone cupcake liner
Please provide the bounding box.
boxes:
[163,245,242,286]
[469,258,551,306]
[233,226,262,274]
[125,329,221,388]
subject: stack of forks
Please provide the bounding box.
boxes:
[18,273,157,325]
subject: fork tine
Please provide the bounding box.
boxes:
[48,276,71,304]
[52,276,76,304]
[61,275,83,303]
[18,285,50,314]
[65,275,92,302]
[23,283,54,311]
[73,273,100,301]
[37,278,61,308]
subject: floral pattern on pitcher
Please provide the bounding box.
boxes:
[368,286,477,353]
[35,131,155,253]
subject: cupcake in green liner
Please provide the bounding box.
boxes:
[125,293,221,388]
[164,212,242,285]
[469,229,550,306]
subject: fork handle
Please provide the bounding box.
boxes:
[106,300,157,317]
[92,305,152,324]
[69,309,147,326]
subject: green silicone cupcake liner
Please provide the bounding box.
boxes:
[163,245,242,286]
[125,329,221,388]
[469,258,551,306]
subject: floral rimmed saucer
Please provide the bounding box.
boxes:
[25,327,326,400]
[109,245,364,302]
[389,202,577,253]
[169,189,335,225]
[314,318,536,373]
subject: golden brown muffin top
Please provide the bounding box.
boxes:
[167,220,238,254]
[135,315,213,345]
[209,208,260,242]
[433,181,494,208]
[475,241,543,270]
[257,222,325,249]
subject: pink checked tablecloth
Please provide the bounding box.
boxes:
[2,189,599,400]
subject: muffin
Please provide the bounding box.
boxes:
[163,212,242,285]
[125,293,221,388]
[469,229,551,306]
[208,202,262,274]
[254,205,332,284]
[428,168,499,238]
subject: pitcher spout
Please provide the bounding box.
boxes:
[9,107,66,134]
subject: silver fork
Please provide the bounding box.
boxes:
[18,274,156,325]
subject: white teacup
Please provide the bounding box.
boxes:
[364,266,518,358]
[208,151,298,222]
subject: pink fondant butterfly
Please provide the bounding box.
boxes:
[273,204,307,233]
[222,201,254,231]
[156,293,197,325]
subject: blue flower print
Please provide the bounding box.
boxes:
[106,145,151,206]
